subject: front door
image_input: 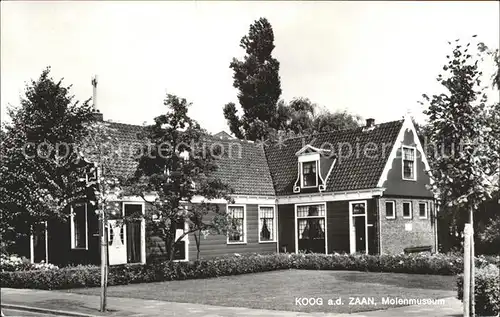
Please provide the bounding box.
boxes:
[124,204,143,263]
[350,201,368,254]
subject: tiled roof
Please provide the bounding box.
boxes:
[206,138,275,196]
[104,121,275,196]
[104,119,403,196]
[264,120,404,195]
[106,121,145,179]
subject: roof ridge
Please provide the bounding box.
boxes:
[274,119,405,142]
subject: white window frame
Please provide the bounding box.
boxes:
[418,202,428,219]
[401,145,417,181]
[300,159,318,188]
[70,204,88,250]
[402,201,413,219]
[294,202,328,254]
[227,204,247,245]
[258,205,276,243]
[385,200,396,219]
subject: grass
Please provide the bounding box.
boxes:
[63,270,457,313]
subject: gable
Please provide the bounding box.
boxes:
[377,120,434,198]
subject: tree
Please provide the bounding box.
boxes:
[271,97,362,137]
[131,94,233,262]
[422,37,499,316]
[0,67,94,252]
[223,17,282,141]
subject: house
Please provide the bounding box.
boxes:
[22,113,438,266]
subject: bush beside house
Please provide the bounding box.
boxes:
[457,264,500,316]
[2,252,499,290]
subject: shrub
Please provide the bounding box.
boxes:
[0,253,59,272]
[1,252,496,290]
[457,264,500,316]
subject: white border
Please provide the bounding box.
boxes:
[278,188,385,205]
[349,200,368,254]
[385,200,396,219]
[294,202,328,254]
[402,201,413,219]
[226,204,247,245]
[402,145,417,181]
[258,205,277,243]
[70,204,88,250]
[418,201,428,219]
[29,222,48,263]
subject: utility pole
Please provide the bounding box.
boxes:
[463,223,471,317]
[92,75,108,312]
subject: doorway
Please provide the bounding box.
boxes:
[349,201,368,254]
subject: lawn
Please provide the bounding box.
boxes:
[63,270,457,313]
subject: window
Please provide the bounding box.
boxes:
[71,204,88,249]
[385,201,395,219]
[302,161,318,187]
[296,204,326,253]
[403,202,412,219]
[227,205,246,244]
[402,146,416,180]
[259,206,275,242]
[419,202,428,219]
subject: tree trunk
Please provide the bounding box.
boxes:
[470,206,475,317]
[194,230,201,261]
[167,224,177,262]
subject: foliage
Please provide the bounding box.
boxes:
[3,253,499,290]
[0,67,94,249]
[422,37,499,214]
[1,253,59,272]
[223,17,282,141]
[129,94,233,262]
[457,264,500,316]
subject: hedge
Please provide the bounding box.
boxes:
[1,253,498,290]
[457,264,500,316]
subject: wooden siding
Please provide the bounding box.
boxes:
[47,205,100,266]
[277,204,295,253]
[326,201,349,253]
[186,203,277,260]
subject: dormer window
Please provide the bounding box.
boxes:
[301,161,318,187]
[294,145,336,193]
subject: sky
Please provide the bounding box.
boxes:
[1,1,499,134]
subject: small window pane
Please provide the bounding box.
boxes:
[385,202,395,218]
[403,202,412,218]
[352,203,366,215]
[73,204,87,249]
[297,204,325,218]
[419,203,427,218]
[302,161,317,187]
[228,206,245,242]
[259,207,275,242]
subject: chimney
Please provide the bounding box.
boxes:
[92,110,103,121]
[363,118,375,132]
[91,75,103,121]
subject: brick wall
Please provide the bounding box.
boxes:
[378,197,436,254]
